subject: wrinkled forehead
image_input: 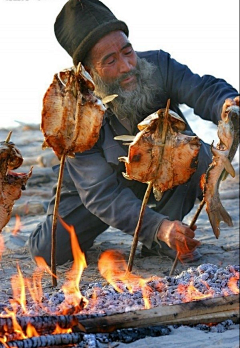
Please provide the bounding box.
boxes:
[88,31,131,64]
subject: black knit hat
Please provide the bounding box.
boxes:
[54,0,129,65]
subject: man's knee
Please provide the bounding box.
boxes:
[28,210,108,266]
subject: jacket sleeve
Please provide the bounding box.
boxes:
[157,50,239,125]
[65,132,166,249]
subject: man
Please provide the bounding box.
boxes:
[29,0,239,266]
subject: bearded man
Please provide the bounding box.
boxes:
[29,0,239,266]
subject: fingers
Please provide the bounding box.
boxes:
[180,222,196,238]
[157,219,200,254]
[221,97,239,119]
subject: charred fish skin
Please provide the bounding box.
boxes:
[0,141,32,232]
[118,109,201,201]
[41,63,105,159]
[203,105,239,239]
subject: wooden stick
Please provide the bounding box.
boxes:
[0,294,238,335]
[127,181,153,272]
[51,152,66,286]
[5,131,12,143]
[81,294,239,332]
[169,199,206,276]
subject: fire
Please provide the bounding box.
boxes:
[58,217,88,314]
[0,219,238,345]
[10,264,27,314]
[52,324,72,334]
[98,250,153,309]
[12,215,22,236]
[228,271,239,294]
[0,235,4,261]
[178,280,215,302]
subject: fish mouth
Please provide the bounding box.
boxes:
[5,168,32,189]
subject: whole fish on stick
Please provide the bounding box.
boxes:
[118,106,201,201]
[41,63,106,158]
[117,101,201,271]
[41,62,107,285]
[0,132,32,232]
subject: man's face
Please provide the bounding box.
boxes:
[88,31,138,91]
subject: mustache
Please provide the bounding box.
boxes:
[116,69,138,84]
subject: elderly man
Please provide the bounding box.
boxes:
[29,0,239,266]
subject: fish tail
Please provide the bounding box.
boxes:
[208,204,233,239]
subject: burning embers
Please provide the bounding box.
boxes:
[0,221,239,346]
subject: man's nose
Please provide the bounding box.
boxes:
[118,56,132,73]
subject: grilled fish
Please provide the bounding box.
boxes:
[0,139,32,232]
[41,63,106,158]
[203,105,239,238]
[118,108,201,200]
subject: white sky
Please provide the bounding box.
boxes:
[0,0,239,129]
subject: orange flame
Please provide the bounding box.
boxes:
[228,271,239,294]
[10,263,27,314]
[12,215,22,236]
[0,234,4,261]
[98,250,153,309]
[178,280,215,302]
[58,217,88,313]
[52,324,72,334]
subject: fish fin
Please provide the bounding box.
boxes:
[114,135,135,142]
[102,94,118,104]
[223,157,235,178]
[118,156,127,163]
[207,204,233,239]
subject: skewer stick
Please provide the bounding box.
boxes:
[51,152,66,286]
[5,131,12,143]
[169,198,206,276]
[127,181,153,272]
[126,100,171,273]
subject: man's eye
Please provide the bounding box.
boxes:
[124,48,133,55]
[106,59,115,65]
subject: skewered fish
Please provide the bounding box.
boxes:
[0,137,32,232]
[203,105,239,238]
[118,108,201,200]
[41,63,106,158]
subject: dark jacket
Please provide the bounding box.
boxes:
[50,49,238,248]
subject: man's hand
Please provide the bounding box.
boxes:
[157,219,201,254]
[221,96,239,120]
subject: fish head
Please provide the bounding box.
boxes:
[219,105,239,148]
[0,142,23,170]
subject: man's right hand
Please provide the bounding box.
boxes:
[157,219,201,254]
